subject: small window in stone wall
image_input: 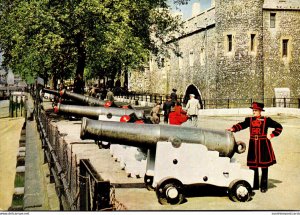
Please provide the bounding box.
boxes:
[189,50,194,67]
[178,56,183,69]
[227,35,233,52]
[270,13,276,28]
[282,39,289,57]
[200,48,205,65]
[250,34,256,52]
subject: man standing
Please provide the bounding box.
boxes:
[106,88,114,102]
[185,94,200,127]
[227,102,283,193]
[170,88,178,106]
[162,96,173,124]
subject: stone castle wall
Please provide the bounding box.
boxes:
[263,9,300,98]
[215,0,265,100]
[128,0,300,102]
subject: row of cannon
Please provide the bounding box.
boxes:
[43,88,255,205]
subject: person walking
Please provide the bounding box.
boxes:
[227,102,283,193]
[162,96,173,124]
[185,94,200,127]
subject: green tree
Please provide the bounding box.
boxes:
[0,0,185,92]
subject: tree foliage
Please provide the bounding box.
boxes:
[0,0,185,88]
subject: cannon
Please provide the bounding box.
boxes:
[42,88,61,96]
[54,103,145,119]
[80,117,254,204]
[59,89,107,106]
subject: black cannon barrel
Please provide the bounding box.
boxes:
[42,88,60,96]
[60,89,106,106]
[80,117,246,158]
[54,103,144,119]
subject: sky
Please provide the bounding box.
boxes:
[169,0,212,20]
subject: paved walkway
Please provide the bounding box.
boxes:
[0,117,25,210]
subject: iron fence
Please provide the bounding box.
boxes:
[117,92,300,109]
[36,106,116,210]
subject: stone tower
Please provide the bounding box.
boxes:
[192,2,201,17]
[215,0,265,100]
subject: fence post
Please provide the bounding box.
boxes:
[227,98,230,109]
[284,98,286,108]
[273,97,276,107]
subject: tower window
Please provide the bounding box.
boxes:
[227,35,233,52]
[282,39,288,57]
[270,13,276,28]
[200,48,205,65]
[250,34,256,51]
[178,56,183,69]
[189,50,194,67]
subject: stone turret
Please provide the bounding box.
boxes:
[192,2,201,17]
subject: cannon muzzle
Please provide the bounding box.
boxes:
[54,103,144,119]
[80,117,246,158]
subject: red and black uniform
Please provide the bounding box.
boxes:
[231,116,282,168]
[231,116,283,191]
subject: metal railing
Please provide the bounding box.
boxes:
[117,92,300,109]
[33,85,119,210]
[79,159,111,210]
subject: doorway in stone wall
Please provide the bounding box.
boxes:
[183,84,203,109]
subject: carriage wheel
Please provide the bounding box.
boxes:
[228,180,252,202]
[156,178,184,205]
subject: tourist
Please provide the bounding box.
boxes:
[170,88,178,106]
[162,96,173,124]
[106,88,114,102]
[185,94,200,127]
[150,102,161,124]
[169,101,189,125]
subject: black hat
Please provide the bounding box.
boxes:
[172,88,177,92]
[250,102,265,111]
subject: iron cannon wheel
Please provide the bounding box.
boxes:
[156,178,184,205]
[144,175,154,191]
[228,179,252,202]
